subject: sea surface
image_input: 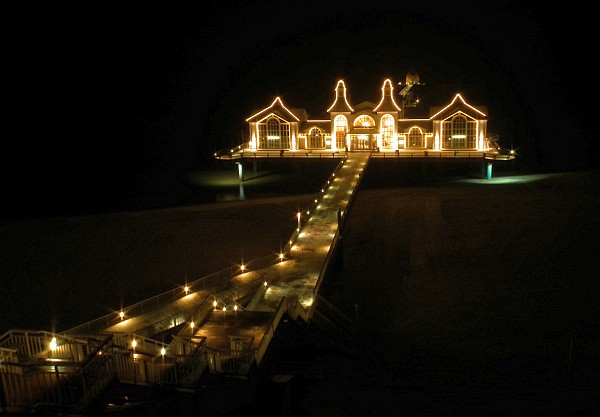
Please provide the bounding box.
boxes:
[5,158,342,220]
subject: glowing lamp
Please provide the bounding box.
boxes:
[161,347,166,356]
[119,311,124,320]
[50,337,57,351]
[131,339,137,349]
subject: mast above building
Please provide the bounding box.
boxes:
[398,71,423,109]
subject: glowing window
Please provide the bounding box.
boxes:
[258,116,291,149]
[407,127,424,148]
[380,114,395,147]
[441,113,476,149]
[334,115,347,149]
[353,115,375,128]
[308,127,324,148]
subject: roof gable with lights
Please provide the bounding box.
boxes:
[429,94,487,120]
[327,80,354,113]
[246,97,301,123]
[373,79,402,112]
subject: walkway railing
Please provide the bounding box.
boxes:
[0,330,114,414]
[214,147,503,160]
[62,251,294,336]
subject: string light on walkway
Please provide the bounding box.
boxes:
[119,311,125,321]
[184,285,189,295]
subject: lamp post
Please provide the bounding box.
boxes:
[235,162,244,181]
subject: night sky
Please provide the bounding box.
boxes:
[5,1,597,219]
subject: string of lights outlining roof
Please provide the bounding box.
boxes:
[429,93,487,119]
[327,80,354,112]
[373,79,402,112]
[246,97,300,122]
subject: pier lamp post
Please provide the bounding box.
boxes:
[235,162,244,181]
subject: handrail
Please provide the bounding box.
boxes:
[60,251,290,336]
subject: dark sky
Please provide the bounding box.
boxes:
[5,1,597,218]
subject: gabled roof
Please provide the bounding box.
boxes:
[327,80,354,113]
[373,79,402,112]
[429,94,487,120]
[246,97,301,122]
[353,101,377,112]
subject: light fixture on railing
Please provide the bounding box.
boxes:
[50,337,57,351]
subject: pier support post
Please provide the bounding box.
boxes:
[486,161,493,180]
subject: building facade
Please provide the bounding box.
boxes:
[245,77,494,153]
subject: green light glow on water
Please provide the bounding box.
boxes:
[460,173,559,185]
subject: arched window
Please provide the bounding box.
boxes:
[334,115,348,149]
[353,115,375,127]
[407,127,424,148]
[258,116,291,149]
[380,114,395,148]
[441,113,476,149]
[308,127,324,149]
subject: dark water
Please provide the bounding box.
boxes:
[4,158,341,220]
[125,158,342,209]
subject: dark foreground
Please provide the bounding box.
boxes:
[2,160,599,416]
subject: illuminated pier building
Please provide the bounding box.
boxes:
[245,74,496,154]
